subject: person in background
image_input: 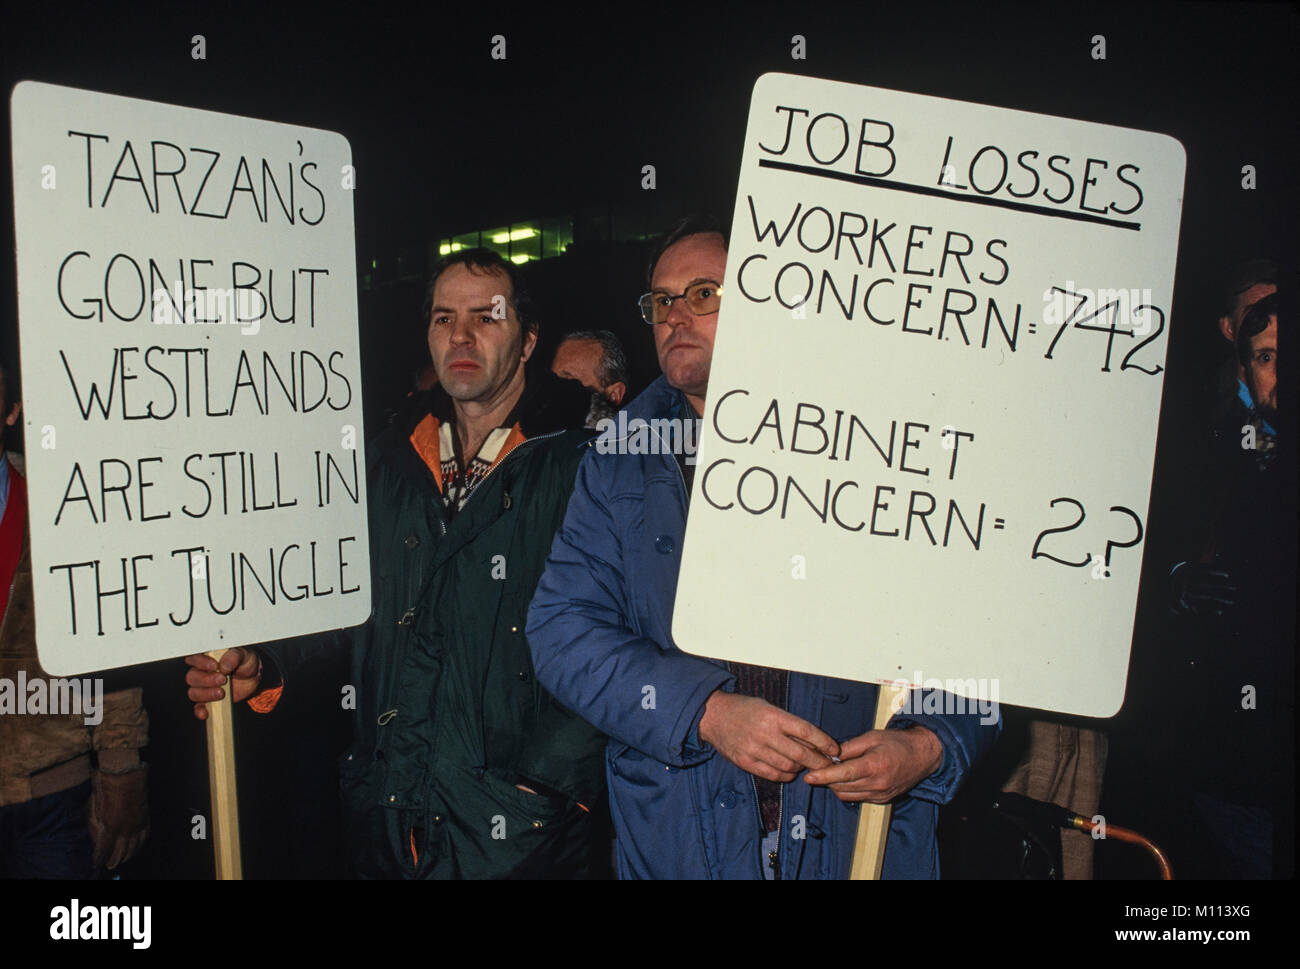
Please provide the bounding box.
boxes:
[551,330,629,429]
[0,360,150,878]
[1170,259,1278,616]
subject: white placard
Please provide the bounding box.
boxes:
[673,74,1185,717]
[11,82,370,676]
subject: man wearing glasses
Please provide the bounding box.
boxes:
[527,215,997,878]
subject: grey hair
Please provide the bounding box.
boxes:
[559,330,629,388]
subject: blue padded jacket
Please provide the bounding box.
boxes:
[527,376,1000,879]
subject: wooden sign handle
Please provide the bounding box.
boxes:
[848,682,911,880]
[205,649,243,880]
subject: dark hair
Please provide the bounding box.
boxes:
[1237,291,1279,368]
[645,214,729,290]
[422,247,540,336]
[558,330,629,387]
[1220,258,1277,318]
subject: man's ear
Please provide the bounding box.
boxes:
[4,402,20,428]
[607,381,627,405]
[521,325,539,363]
[1218,313,1236,344]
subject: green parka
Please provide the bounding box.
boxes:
[331,377,607,878]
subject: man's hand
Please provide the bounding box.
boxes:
[87,766,149,870]
[804,727,943,803]
[697,691,840,782]
[184,648,262,721]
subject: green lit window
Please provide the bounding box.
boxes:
[438,217,572,263]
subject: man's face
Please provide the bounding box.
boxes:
[1244,315,1278,419]
[650,232,727,407]
[427,264,536,405]
[1223,282,1277,342]
[551,339,605,395]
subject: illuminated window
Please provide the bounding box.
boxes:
[541,217,573,259]
[483,226,510,259]
[510,223,540,263]
[438,217,572,264]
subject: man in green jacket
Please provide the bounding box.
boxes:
[186,250,607,878]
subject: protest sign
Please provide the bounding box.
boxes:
[674,73,1185,718]
[11,81,370,677]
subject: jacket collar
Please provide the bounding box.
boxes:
[623,374,689,423]
[380,369,590,459]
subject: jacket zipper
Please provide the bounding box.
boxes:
[746,774,765,876]
[746,671,789,880]
[767,668,790,880]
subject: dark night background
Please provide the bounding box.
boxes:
[2,0,1296,891]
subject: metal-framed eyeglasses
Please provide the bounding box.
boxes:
[637,280,723,325]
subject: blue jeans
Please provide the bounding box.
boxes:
[0,780,95,879]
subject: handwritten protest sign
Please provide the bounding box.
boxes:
[673,74,1185,717]
[11,81,370,677]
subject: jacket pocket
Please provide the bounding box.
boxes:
[482,766,568,823]
[445,766,585,878]
[338,746,403,879]
[604,744,704,878]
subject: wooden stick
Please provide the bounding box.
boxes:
[848,682,911,880]
[205,649,243,880]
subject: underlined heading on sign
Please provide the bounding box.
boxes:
[757,159,1142,231]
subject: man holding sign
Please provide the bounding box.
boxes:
[188,250,608,878]
[527,218,998,878]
